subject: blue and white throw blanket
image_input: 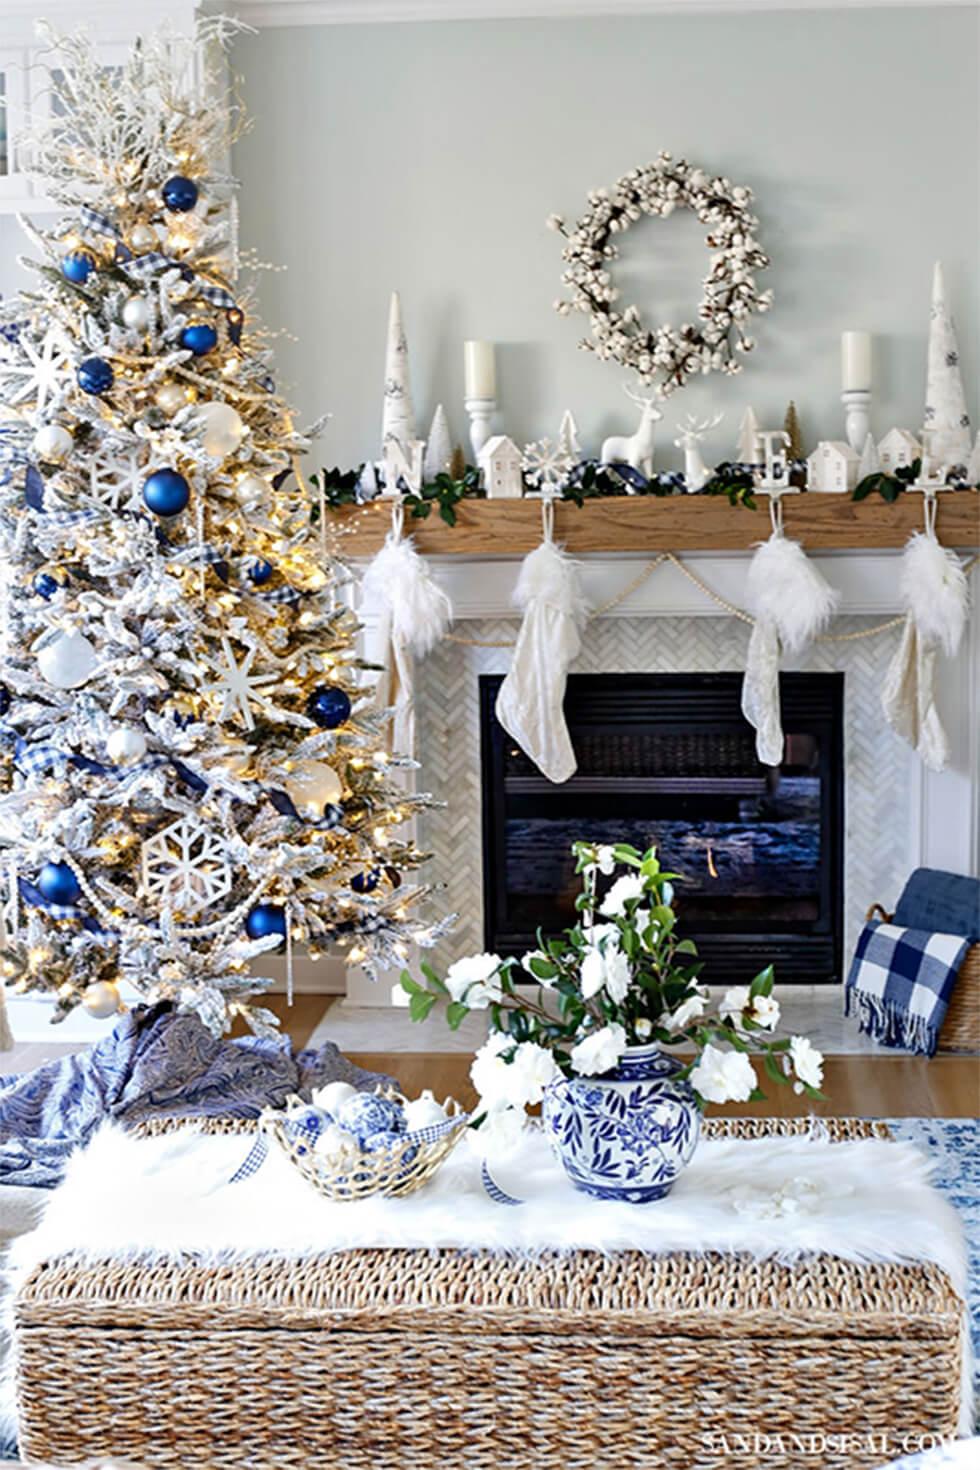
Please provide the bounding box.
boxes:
[0,1003,392,1189]
[845,921,970,1056]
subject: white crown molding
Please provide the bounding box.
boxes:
[223,0,979,28]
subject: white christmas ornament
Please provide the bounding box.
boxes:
[381,289,416,453]
[403,1090,448,1128]
[122,295,152,331]
[674,412,723,493]
[209,636,279,730]
[195,401,245,459]
[129,223,157,251]
[311,1080,358,1114]
[315,1123,357,1163]
[479,435,524,498]
[141,816,233,917]
[284,760,343,818]
[558,409,581,460]
[32,423,72,463]
[106,726,147,766]
[736,407,762,465]
[37,629,99,689]
[81,980,121,1018]
[922,261,972,467]
[235,474,269,505]
[600,385,663,479]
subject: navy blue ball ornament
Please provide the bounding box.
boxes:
[180,322,217,356]
[245,902,287,942]
[37,861,81,907]
[351,868,382,895]
[77,357,114,396]
[34,570,66,600]
[247,558,274,586]
[307,685,351,730]
[61,249,96,284]
[143,468,190,517]
[162,175,199,213]
[0,684,11,717]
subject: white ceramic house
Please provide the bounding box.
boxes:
[877,427,921,474]
[807,440,860,493]
[479,434,524,498]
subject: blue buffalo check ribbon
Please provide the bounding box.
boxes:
[80,204,240,313]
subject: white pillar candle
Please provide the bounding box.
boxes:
[464,340,496,399]
[841,331,872,393]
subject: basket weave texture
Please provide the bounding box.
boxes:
[867,902,980,1052]
[14,1117,965,1470]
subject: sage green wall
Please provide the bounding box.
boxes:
[232,6,979,471]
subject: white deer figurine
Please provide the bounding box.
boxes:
[674,412,724,493]
[600,384,664,480]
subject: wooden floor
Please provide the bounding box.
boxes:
[253,997,979,1120]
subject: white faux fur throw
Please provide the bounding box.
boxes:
[5,1125,974,1432]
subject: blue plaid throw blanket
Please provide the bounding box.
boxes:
[845,921,970,1056]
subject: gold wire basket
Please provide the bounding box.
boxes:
[260,1089,470,1202]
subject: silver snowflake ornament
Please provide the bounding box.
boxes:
[87,441,149,512]
[521,436,574,491]
[140,816,233,918]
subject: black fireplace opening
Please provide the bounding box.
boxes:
[480,672,844,984]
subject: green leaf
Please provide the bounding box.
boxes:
[529,956,558,981]
[439,501,458,527]
[749,964,775,999]
[399,970,424,998]
[409,992,437,1023]
[419,961,448,996]
[445,1001,470,1030]
[761,1050,787,1086]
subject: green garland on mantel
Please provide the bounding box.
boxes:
[310,457,977,529]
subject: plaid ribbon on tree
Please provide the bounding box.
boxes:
[80,205,239,311]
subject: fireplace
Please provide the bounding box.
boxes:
[480,672,844,984]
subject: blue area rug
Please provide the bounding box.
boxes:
[889,1119,979,1369]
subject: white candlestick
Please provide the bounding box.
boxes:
[841,331,872,393]
[464,340,496,399]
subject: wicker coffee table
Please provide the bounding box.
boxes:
[14,1119,966,1470]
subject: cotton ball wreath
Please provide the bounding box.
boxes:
[37,629,98,689]
[551,152,772,396]
[195,400,245,459]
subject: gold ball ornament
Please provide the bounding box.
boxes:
[235,473,269,505]
[284,760,343,819]
[154,382,194,417]
[106,726,147,765]
[32,424,72,464]
[122,295,153,331]
[195,400,246,459]
[81,980,121,1019]
[128,223,157,252]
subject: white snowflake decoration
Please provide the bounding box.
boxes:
[521,437,574,492]
[87,441,148,511]
[208,635,279,731]
[1,325,74,414]
[141,816,233,918]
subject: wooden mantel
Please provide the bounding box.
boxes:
[335,492,979,557]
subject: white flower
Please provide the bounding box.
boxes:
[721,985,781,1032]
[570,1022,627,1077]
[470,1105,526,1160]
[583,921,619,948]
[445,952,503,1009]
[595,844,616,874]
[599,873,645,917]
[470,1035,559,1111]
[634,1017,653,1040]
[789,1036,824,1093]
[580,946,605,999]
[662,992,706,1031]
[689,1044,756,1104]
[603,948,632,1003]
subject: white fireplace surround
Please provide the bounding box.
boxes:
[345,547,979,1006]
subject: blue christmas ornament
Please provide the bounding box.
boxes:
[37,861,81,906]
[143,468,190,517]
[0,684,11,717]
[61,250,96,284]
[363,1131,418,1164]
[245,902,287,942]
[162,175,199,213]
[180,322,217,356]
[77,357,114,395]
[247,558,274,586]
[351,868,382,895]
[306,685,351,730]
[34,571,66,600]
[336,1093,406,1142]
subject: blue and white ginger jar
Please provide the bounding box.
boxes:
[543,1044,700,1203]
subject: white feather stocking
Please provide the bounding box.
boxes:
[495,540,588,783]
[900,531,968,657]
[362,531,452,752]
[741,533,838,764]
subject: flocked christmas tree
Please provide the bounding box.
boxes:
[0,24,449,1034]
